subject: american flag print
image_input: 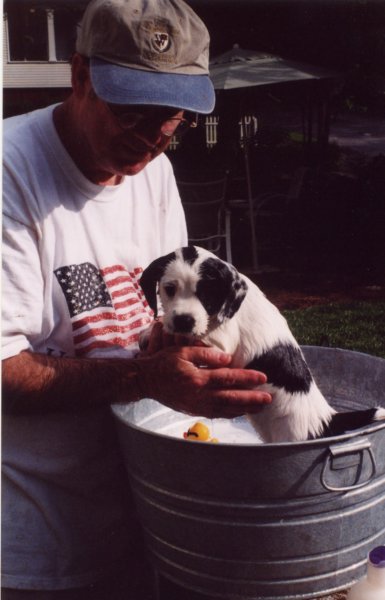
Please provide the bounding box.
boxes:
[54,262,153,356]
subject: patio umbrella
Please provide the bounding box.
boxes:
[210,45,336,91]
[209,45,337,271]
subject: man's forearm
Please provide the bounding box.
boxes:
[2,350,143,414]
[2,345,272,419]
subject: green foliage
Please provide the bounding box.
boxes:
[283,302,385,359]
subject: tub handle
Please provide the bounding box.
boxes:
[321,438,376,492]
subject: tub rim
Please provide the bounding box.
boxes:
[112,345,385,449]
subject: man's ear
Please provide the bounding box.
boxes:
[140,252,176,317]
[71,53,91,96]
[217,265,248,323]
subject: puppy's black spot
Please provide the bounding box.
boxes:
[182,246,199,265]
[226,292,243,318]
[248,343,312,394]
[196,258,234,316]
[196,258,248,321]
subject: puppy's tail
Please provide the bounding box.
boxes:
[320,407,385,438]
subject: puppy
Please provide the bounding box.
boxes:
[140,246,385,442]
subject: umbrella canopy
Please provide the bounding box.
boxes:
[209,45,337,90]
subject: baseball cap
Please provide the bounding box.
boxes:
[76,0,216,114]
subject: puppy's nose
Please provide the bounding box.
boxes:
[173,314,196,334]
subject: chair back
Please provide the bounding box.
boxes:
[176,173,232,262]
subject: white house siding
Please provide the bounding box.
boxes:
[4,61,71,88]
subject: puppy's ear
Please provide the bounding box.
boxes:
[217,265,248,323]
[140,252,175,317]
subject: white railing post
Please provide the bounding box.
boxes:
[46,9,57,62]
[205,115,219,148]
[240,115,258,145]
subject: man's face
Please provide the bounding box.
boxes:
[68,57,189,183]
[84,91,184,178]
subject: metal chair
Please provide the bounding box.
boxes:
[176,172,232,263]
[228,167,309,269]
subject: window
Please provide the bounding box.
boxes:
[6,3,83,63]
[54,7,82,62]
[7,4,48,61]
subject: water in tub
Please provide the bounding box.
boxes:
[115,399,263,444]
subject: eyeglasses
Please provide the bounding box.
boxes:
[105,103,198,137]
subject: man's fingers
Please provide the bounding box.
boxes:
[181,346,233,368]
[139,344,272,420]
[207,367,268,388]
[162,336,212,349]
[146,321,164,354]
[212,388,271,410]
[194,390,271,419]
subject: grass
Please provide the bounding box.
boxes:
[283,301,385,359]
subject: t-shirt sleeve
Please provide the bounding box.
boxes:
[2,201,44,361]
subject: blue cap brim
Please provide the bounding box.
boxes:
[90,57,215,114]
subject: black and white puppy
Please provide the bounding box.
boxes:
[140,246,385,443]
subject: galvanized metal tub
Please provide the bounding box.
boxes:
[112,346,385,600]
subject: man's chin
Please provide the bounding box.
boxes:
[116,154,155,176]
[124,163,150,176]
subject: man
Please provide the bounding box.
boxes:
[2,0,271,598]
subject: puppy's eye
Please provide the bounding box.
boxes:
[164,284,176,297]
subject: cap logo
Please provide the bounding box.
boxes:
[152,32,171,53]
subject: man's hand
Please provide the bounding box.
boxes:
[134,326,271,418]
[2,325,271,418]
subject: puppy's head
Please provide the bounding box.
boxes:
[140,246,248,337]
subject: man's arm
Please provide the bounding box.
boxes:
[2,350,142,414]
[2,345,271,418]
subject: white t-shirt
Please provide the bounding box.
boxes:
[2,105,187,590]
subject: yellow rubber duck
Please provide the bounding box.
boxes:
[183,421,218,443]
